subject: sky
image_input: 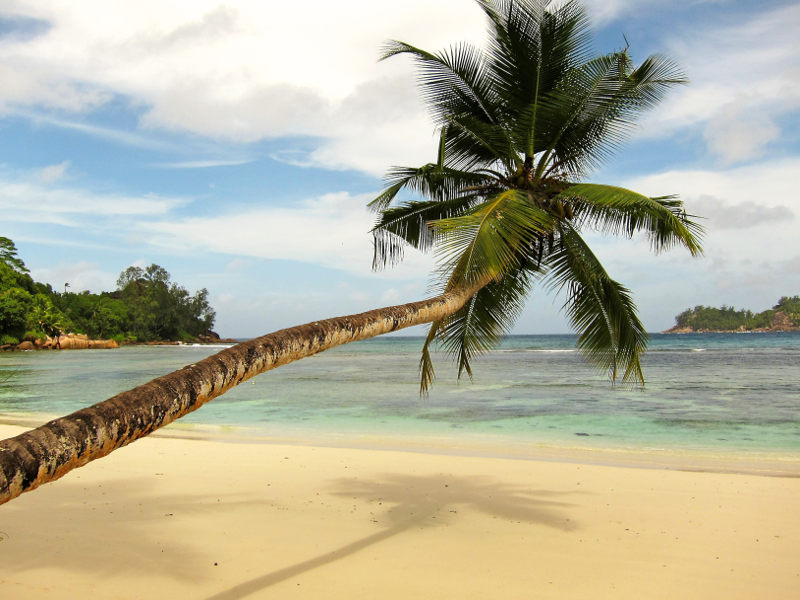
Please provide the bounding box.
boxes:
[1,0,798,338]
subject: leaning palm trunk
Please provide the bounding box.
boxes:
[0,282,484,505]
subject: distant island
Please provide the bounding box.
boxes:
[1,236,224,350]
[665,295,800,333]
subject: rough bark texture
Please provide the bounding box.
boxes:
[0,285,482,505]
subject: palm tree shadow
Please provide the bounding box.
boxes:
[0,477,269,581]
[205,472,579,600]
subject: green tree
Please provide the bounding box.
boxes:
[0,0,703,504]
[370,0,702,389]
[0,237,29,274]
[27,293,69,340]
[775,296,800,326]
[0,260,34,295]
[0,287,33,343]
[115,263,215,341]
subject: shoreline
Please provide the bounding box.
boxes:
[1,422,797,599]
[0,338,239,352]
[663,327,800,334]
[2,417,798,478]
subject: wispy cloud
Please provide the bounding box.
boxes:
[152,159,254,169]
[0,167,190,228]
[643,3,800,163]
[688,195,793,230]
[29,260,118,294]
[16,111,178,152]
[144,191,434,278]
[620,158,800,268]
[0,0,485,173]
[33,160,69,184]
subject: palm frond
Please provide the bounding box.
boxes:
[537,51,687,177]
[432,189,555,289]
[533,52,632,177]
[419,319,443,394]
[437,263,538,385]
[626,54,688,108]
[442,115,517,170]
[481,0,592,108]
[380,40,498,126]
[481,0,594,158]
[368,179,407,212]
[368,164,493,212]
[561,183,704,255]
[545,224,648,383]
[370,0,696,394]
[371,195,483,269]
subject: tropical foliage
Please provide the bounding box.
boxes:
[674,296,800,331]
[0,238,67,345]
[112,264,216,341]
[775,296,800,325]
[0,238,216,344]
[370,0,703,390]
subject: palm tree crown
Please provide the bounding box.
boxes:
[370,0,703,391]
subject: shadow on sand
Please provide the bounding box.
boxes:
[204,472,579,600]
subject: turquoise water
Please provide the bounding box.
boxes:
[0,333,798,457]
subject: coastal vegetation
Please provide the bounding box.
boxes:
[0,237,215,347]
[670,296,800,332]
[0,0,704,504]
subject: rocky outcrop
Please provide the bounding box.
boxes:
[662,325,694,334]
[55,334,119,349]
[1,331,233,351]
[1,333,118,351]
[770,311,794,331]
[196,331,238,344]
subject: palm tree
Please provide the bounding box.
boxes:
[0,0,702,505]
[370,0,702,391]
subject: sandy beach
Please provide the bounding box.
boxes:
[0,423,797,599]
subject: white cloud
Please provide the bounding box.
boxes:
[623,158,800,219]
[144,191,436,278]
[153,159,254,169]
[598,158,800,325]
[0,0,487,174]
[33,160,69,184]
[687,195,793,230]
[29,260,117,294]
[8,0,793,174]
[0,169,189,226]
[644,3,800,161]
[703,105,780,164]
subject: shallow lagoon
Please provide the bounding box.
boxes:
[1,333,798,458]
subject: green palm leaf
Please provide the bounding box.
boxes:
[371,0,702,392]
[368,164,492,212]
[380,40,498,126]
[432,188,555,288]
[546,224,648,383]
[419,262,539,393]
[561,183,704,255]
[371,195,483,269]
[539,52,687,177]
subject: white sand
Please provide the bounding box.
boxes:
[0,423,798,599]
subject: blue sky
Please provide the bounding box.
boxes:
[1,0,798,337]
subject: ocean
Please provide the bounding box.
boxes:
[1,333,798,466]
